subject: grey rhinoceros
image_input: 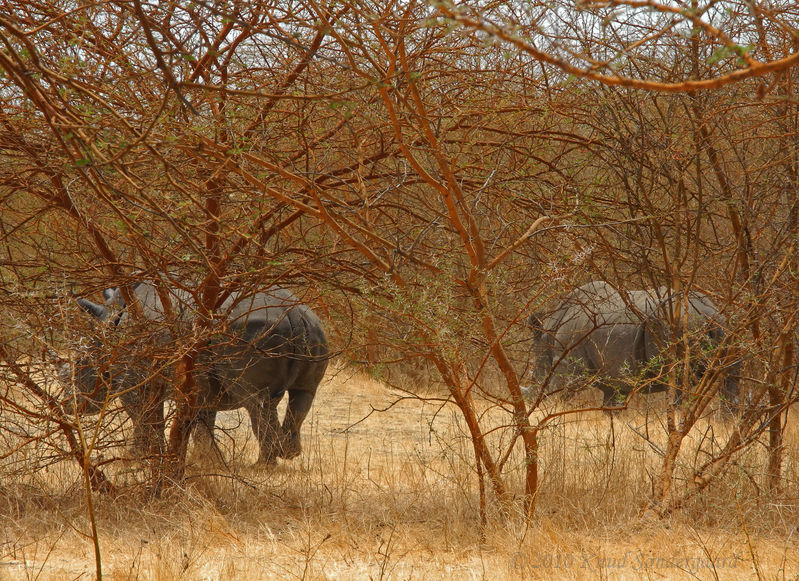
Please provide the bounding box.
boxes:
[527,280,738,409]
[61,281,329,464]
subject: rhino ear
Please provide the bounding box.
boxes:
[77,298,109,320]
[103,287,125,307]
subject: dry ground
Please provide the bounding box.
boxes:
[1,365,798,580]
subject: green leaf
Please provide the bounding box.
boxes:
[706,44,753,66]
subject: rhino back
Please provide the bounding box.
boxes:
[120,284,327,402]
[548,281,650,377]
[552,281,629,347]
[199,288,328,406]
[225,288,327,356]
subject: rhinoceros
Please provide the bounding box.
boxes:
[61,281,329,464]
[527,280,738,409]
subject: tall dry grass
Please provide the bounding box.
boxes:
[1,364,798,579]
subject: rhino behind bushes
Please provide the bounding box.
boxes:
[528,280,738,410]
[61,281,328,465]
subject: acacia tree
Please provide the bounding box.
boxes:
[435,0,799,515]
[0,0,356,485]
[1,0,798,525]
[566,77,799,514]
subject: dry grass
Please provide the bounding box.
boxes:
[1,365,798,580]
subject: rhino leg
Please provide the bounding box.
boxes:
[599,383,626,410]
[190,409,227,463]
[192,409,217,443]
[717,366,740,415]
[279,389,316,459]
[121,387,165,456]
[246,399,282,465]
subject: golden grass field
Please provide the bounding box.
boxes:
[1,364,798,580]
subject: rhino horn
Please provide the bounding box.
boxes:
[77,298,109,320]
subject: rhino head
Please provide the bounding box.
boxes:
[76,288,126,322]
[59,288,130,416]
